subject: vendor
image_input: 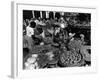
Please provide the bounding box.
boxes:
[23,21,36,49]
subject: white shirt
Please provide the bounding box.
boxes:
[26,26,34,37]
[60,23,65,28]
[55,28,60,35]
[40,30,45,38]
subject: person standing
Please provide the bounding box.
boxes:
[24,21,36,50]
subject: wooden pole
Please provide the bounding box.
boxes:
[40,11,42,18]
[32,10,35,18]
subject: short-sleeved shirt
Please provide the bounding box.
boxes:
[26,26,34,37]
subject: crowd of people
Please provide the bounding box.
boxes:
[23,14,91,69]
